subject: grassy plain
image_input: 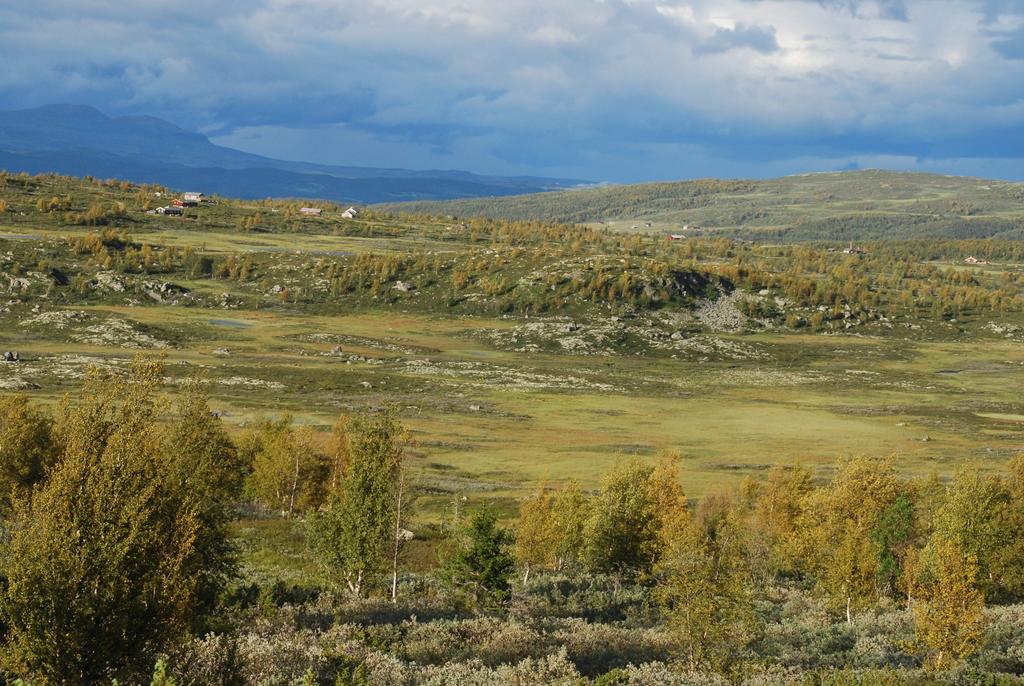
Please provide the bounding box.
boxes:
[1,172,1023,522]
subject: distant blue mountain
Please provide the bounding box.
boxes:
[0,105,587,203]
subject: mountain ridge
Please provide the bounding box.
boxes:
[0,104,586,203]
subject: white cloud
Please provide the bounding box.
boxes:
[1,0,1023,179]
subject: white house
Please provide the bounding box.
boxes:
[182,192,204,203]
[341,207,359,219]
[299,207,323,217]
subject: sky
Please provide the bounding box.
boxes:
[2,0,1024,182]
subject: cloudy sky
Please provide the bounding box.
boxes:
[2,0,1024,181]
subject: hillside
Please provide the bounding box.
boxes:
[378,170,1024,240]
[3,171,1024,683]
[0,105,586,203]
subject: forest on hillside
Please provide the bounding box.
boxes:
[377,171,1024,242]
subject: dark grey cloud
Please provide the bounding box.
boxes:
[1,0,1024,181]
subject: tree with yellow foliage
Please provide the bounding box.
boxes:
[910,535,986,671]
[799,457,905,622]
[752,465,812,577]
[648,451,691,546]
[657,507,755,672]
[1010,454,1024,501]
[515,484,558,583]
[243,417,327,517]
[0,395,59,514]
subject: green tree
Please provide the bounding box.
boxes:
[583,459,661,577]
[443,506,515,609]
[551,479,590,571]
[308,411,406,596]
[162,383,247,616]
[0,360,203,684]
[932,465,1024,601]
[0,395,58,513]
[871,494,917,597]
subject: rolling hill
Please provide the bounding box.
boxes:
[377,170,1024,241]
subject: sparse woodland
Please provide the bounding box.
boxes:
[1,172,1024,684]
[0,363,1022,684]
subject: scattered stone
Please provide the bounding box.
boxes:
[360,381,373,389]
[2,351,19,362]
[94,272,126,292]
[4,275,32,293]
[20,310,88,329]
[71,317,169,350]
[219,377,285,390]
[694,291,748,332]
[392,280,415,292]
[469,404,481,412]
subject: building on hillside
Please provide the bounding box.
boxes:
[341,207,359,219]
[667,233,686,241]
[182,192,204,203]
[964,256,988,265]
[155,206,183,216]
[843,242,867,255]
[299,207,323,217]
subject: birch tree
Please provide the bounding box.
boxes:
[244,418,326,517]
[910,535,986,671]
[515,484,558,583]
[309,410,407,596]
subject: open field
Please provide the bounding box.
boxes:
[3,173,1023,514]
[5,302,1022,502]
